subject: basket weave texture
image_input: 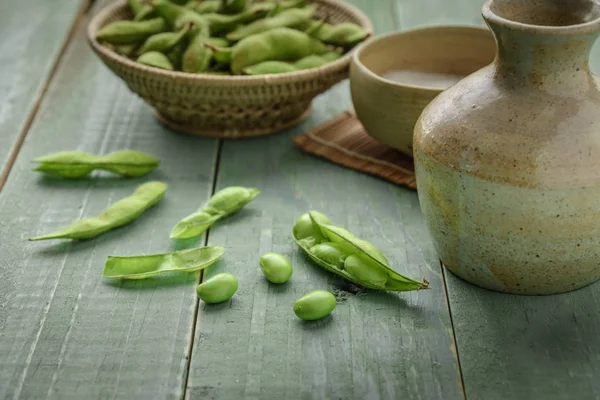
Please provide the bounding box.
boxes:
[87,0,374,138]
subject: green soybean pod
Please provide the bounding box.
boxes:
[197,273,239,303]
[242,61,298,75]
[137,51,175,70]
[170,186,260,239]
[102,246,225,279]
[128,0,156,21]
[29,181,167,241]
[153,0,208,31]
[230,27,328,74]
[96,18,168,45]
[220,0,246,14]
[292,211,429,291]
[226,5,316,42]
[204,186,260,215]
[294,51,341,69]
[307,21,370,47]
[259,252,293,283]
[33,150,160,178]
[137,23,192,55]
[186,0,221,14]
[182,28,213,73]
[293,290,336,321]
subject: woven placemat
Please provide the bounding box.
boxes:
[293,111,417,190]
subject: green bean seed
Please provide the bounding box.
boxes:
[102,246,225,279]
[226,5,316,42]
[138,23,192,55]
[29,181,167,241]
[230,27,328,74]
[292,210,330,241]
[197,273,239,303]
[259,252,293,283]
[33,150,160,178]
[137,51,175,70]
[309,242,353,269]
[292,211,429,291]
[96,18,167,44]
[170,186,260,239]
[306,21,370,47]
[293,290,336,321]
[343,254,389,287]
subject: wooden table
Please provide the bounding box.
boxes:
[2,1,600,399]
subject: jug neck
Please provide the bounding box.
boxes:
[482,0,600,89]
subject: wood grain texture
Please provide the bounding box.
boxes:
[0,1,218,398]
[0,0,83,187]
[185,1,463,399]
[395,0,600,399]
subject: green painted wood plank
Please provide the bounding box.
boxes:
[0,1,219,398]
[185,1,463,399]
[396,0,600,398]
[0,0,83,187]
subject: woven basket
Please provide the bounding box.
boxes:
[87,0,374,138]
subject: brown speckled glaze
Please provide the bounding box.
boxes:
[413,0,600,295]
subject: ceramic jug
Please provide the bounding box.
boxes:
[413,0,600,295]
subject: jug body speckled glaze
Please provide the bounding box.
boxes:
[413,0,600,294]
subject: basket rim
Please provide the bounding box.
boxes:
[86,0,375,85]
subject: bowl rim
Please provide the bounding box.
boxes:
[351,24,496,93]
[87,0,375,85]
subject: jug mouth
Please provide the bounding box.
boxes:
[482,0,600,34]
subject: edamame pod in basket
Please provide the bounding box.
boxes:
[127,0,156,21]
[170,186,260,239]
[103,246,225,279]
[229,27,329,74]
[292,211,429,291]
[33,150,160,178]
[152,0,208,31]
[137,51,175,70]
[241,51,342,75]
[220,0,247,14]
[226,5,316,42]
[185,0,221,14]
[95,18,168,45]
[137,23,192,55]
[30,181,167,241]
[306,21,370,47]
[182,24,212,73]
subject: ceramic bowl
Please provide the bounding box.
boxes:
[88,0,373,139]
[349,25,496,156]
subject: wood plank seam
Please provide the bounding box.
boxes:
[181,139,224,400]
[441,261,468,400]
[391,1,468,397]
[0,0,92,193]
